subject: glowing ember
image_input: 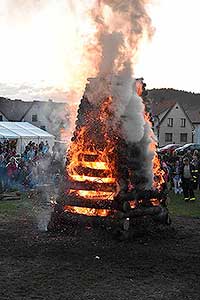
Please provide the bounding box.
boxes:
[69,189,115,200]
[64,206,114,217]
[151,198,160,207]
[69,175,115,184]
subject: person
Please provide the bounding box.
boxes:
[180,157,196,201]
[0,154,6,192]
[172,160,182,194]
[191,155,200,190]
[193,149,200,160]
[43,141,50,154]
[6,157,18,189]
[39,141,44,153]
[184,150,193,162]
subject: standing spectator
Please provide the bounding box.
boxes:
[0,154,6,192]
[6,157,18,189]
[172,160,182,194]
[184,150,193,162]
[191,155,200,190]
[39,141,44,153]
[193,149,200,160]
[43,141,50,154]
[180,157,196,201]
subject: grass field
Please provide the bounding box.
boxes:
[0,194,33,219]
[168,190,200,218]
[0,191,200,219]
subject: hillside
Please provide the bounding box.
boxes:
[148,88,200,110]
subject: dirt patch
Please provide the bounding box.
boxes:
[0,213,200,300]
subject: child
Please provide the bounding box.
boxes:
[172,161,182,194]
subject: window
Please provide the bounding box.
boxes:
[40,125,46,131]
[0,115,2,121]
[32,114,38,122]
[181,118,186,127]
[165,133,173,142]
[180,133,187,143]
[167,118,173,127]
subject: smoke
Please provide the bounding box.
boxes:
[82,0,156,187]
[1,0,47,24]
[83,0,154,143]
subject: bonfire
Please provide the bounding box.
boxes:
[48,1,171,237]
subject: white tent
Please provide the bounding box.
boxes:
[0,122,55,153]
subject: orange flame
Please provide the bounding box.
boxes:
[64,206,115,217]
[144,112,165,190]
[65,97,117,216]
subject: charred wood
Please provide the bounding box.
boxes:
[66,180,116,192]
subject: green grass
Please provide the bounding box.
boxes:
[168,191,200,218]
[0,200,24,217]
[0,194,33,219]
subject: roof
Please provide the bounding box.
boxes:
[0,97,67,122]
[152,100,200,124]
[186,109,200,124]
[0,122,55,139]
[0,98,33,121]
[151,99,176,117]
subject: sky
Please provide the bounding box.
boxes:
[0,0,199,101]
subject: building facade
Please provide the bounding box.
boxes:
[153,102,194,147]
[0,97,69,138]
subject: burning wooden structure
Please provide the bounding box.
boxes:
[48,78,171,236]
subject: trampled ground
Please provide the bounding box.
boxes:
[0,197,200,300]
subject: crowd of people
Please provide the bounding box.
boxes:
[1,139,199,202]
[0,139,63,192]
[160,149,200,201]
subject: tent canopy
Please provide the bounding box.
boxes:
[0,122,55,152]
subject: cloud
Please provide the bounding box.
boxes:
[0,82,67,102]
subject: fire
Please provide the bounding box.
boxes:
[64,85,165,218]
[69,190,115,200]
[151,198,160,207]
[152,153,165,190]
[144,112,165,191]
[135,78,143,97]
[68,174,115,184]
[64,206,114,217]
[65,96,118,216]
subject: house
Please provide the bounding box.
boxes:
[152,101,200,146]
[0,97,69,138]
[22,100,69,137]
[0,98,33,122]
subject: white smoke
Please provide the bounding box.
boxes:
[83,0,156,188]
[84,0,154,143]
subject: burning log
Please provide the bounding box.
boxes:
[63,195,117,209]
[73,165,111,178]
[66,180,116,192]
[49,77,171,234]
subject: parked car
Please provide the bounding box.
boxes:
[174,143,200,156]
[158,144,181,155]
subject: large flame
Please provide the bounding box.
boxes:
[63,1,160,217]
[144,112,165,190]
[65,96,118,216]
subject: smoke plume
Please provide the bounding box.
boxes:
[83,0,154,143]
[82,0,156,187]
